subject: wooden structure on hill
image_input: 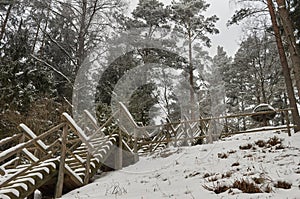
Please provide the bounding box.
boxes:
[0,102,295,199]
[0,110,135,198]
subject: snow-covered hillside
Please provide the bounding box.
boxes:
[62,130,300,199]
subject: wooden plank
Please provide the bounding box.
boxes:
[223,125,295,136]
[55,124,68,198]
[0,148,60,188]
[0,123,64,163]
[0,134,22,148]
[1,160,59,199]
[84,152,91,184]
[285,110,291,136]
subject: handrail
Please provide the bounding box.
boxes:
[0,134,22,148]
[83,110,98,129]
[19,124,48,151]
[61,113,93,150]
[137,108,294,130]
[0,144,60,188]
[118,102,140,129]
[0,123,65,163]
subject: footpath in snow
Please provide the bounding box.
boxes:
[62,129,300,199]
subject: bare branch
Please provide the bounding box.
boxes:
[31,54,74,87]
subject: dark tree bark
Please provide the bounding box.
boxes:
[275,0,300,101]
[0,3,13,43]
[267,0,300,131]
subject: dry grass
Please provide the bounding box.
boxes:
[239,143,252,150]
[218,153,228,159]
[228,150,237,154]
[274,181,292,189]
[221,171,232,178]
[252,177,265,184]
[231,162,240,167]
[185,171,201,178]
[267,136,283,146]
[275,144,285,150]
[255,140,266,148]
[203,173,214,178]
[232,179,262,193]
[203,184,230,194]
[204,179,263,194]
[207,175,219,182]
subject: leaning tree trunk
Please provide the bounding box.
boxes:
[0,4,13,43]
[267,0,300,132]
[275,0,300,101]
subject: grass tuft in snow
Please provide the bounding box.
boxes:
[204,178,265,194]
[239,143,253,150]
[232,179,262,193]
[203,183,231,194]
[274,180,292,189]
[267,136,283,146]
[217,152,228,159]
[231,162,240,167]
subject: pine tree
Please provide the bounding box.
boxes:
[170,0,219,119]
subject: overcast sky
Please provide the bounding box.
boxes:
[127,0,243,57]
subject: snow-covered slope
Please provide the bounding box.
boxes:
[62,130,300,199]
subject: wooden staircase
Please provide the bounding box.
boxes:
[0,102,212,198]
[0,111,134,199]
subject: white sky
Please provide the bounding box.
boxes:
[127,0,243,57]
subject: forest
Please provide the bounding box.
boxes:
[0,0,300,140]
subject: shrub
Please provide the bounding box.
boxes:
[239,143,252,150]
[221,171,232,178]
[275,144,285,150]
[228,150,237,154]
[267,136,282,146]
[232,179,262,193]
[218,153,228,159]
[274,181,292,189]
[252,177,265,184]
[203,184,230,194]
[255,140,266,148]
[231,162,240,167]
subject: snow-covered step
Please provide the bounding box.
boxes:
[14,172,43,185]
[0,188,20,198]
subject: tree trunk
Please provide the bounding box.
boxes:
[0,4,13,43]
[275,0,300,101]
[32,20,41,53]
[77,0,87,70]
[188,27,195,120]
[267,0,300,132]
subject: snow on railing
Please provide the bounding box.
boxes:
[62,113,89,142]
[19,124,48,151]
[0,134,21,148]
[84,110,98,128]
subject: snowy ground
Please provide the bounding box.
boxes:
[62,129,300,199]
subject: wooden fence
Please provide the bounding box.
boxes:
[117,105,295,155]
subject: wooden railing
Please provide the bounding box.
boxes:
[117,104,296,155]
[0,104,296,198]
[0,111,125,198]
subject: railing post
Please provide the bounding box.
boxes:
[14,133,25,167]
[84,152,91,185]
[207,119,213,144]
[173,123,178,147]
[83,111,91,185]
[166,124,171,146]
[115,129,123,170]
[182,120,188,146]
[133,129,139,162]
[285,110,291,136]
[55,124,68,198]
